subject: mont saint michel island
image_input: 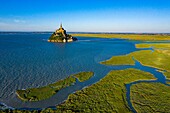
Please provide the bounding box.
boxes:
[1,0,170,113]
[48,24,77,43]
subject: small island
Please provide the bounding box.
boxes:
[48,24,77,43]
[16,72,94,101]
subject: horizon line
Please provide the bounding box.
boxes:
[0,31,170,34]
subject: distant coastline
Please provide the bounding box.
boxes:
[0,32,170,35]
[1,32,170,41]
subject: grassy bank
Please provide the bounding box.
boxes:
[136,43,170,79]
[74,72,94,82]
[56,69,155,112]
[131,82,170,113]
[101,54,135,66]
[164,72,170,80]
[16,72,93,101]
[101,49,170,73]
[71,33,170,41]
[136,43,170,49]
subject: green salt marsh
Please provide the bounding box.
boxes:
[131,82,170,113]
[16,72,93,101]
[56,69,155,112]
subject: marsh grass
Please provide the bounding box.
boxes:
[74,72,94,82]
[56,69,155,112]
[101,54,135,65]
[164,72,170,80]
[136,43,170,79]
[101,49,170,73]
[72,34,170,41]
[131,83,170,113]
[16,72,93,101]
[16,76,76,101]
[136,43,170,49]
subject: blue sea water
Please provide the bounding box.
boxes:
[0,33,165,110]
[0,33,138,109]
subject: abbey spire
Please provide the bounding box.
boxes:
[60,23,62,29]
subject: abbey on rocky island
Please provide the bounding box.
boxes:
[48,24,77,43]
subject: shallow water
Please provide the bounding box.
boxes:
[0,33,168,111]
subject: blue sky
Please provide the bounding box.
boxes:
[0,0,170,32]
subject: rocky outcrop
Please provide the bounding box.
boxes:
[48,24,77,43]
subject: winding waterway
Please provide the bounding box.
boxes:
[125,59,167,113]
[0,33,169,112]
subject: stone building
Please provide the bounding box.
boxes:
[48,24,77,43]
